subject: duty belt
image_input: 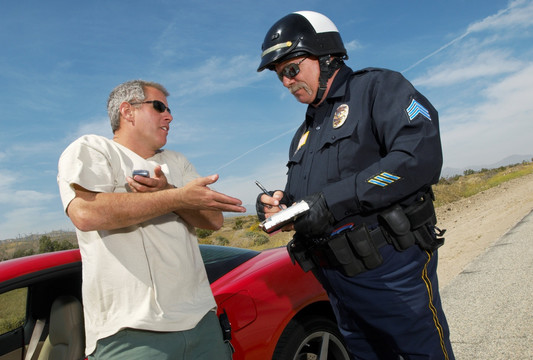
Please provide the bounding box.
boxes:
[288,191,445,277]
[310,223,384,277]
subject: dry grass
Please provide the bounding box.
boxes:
[2,161,532,255]
[433,161,533,207]
[198,215,294,250]
[0,288,27,334]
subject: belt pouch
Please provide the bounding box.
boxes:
[378,204,416,250]
[405,193,437,228]
[346,224,383,269]
[327,234,365,277]
[405,193,444,251]
[414,225,445,251]
[287,237,316,272]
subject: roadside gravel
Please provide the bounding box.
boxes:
[435,172,533,288]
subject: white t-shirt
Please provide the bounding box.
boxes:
[57,135,216,355]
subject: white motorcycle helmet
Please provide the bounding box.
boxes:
[258,11,348,103]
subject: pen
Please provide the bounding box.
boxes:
[255,180,283,210]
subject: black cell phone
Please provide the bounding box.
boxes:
[132,170,149,178]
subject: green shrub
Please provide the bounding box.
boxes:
[233,219,245,230]
[245,231,269,246]
[196,229,214,239]
[215,236,229,246]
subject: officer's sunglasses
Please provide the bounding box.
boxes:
[129,100,171,114]
[277,57,308,81]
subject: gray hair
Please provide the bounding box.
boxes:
[107,80,169,132]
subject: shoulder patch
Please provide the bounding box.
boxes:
[406,99,431,121]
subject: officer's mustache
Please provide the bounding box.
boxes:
[289,82,313,96]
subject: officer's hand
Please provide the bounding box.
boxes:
[256,190,285,222]
[294,193,334,238]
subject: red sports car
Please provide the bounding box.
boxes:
[0,245,350,360]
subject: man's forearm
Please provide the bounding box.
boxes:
[68,187,185,232]
[67,181,244,232]
[177,209,224,230]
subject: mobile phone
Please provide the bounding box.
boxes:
[132,170,149,178]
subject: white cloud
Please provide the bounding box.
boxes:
[402,0,533,74]
[0,180,66,239]
[167,55,262,100]
[405,1,533,169]
[441,63,533,167]
[344,39,362,52]
[166,119,202,145]
[467,0,533,33]
[0,190,55,206]
[0,206,73,240]
[413,50,523,87]
[484,62,533,100]
[73,117,113,140]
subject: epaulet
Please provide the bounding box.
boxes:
[352,67,386,76]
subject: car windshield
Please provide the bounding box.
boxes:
[199,245,260,283]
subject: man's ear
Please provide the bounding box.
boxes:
[119,102,135,124]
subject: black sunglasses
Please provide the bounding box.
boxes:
[277,57,308,81]
[130,100,171,114]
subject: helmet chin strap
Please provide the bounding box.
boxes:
[313,56,344,105]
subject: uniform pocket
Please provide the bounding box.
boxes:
[318,119,358,182]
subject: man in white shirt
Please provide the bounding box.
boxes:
[58,80,245,359]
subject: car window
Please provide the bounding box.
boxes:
[0,288,27,335]
[200,245,260,284]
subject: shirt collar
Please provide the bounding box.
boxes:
[325,65,353,101]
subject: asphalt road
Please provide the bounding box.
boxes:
[441,209,533,359]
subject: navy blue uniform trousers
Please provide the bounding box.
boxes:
[315,244,454,360]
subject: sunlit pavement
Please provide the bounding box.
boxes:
[441,210,533,359]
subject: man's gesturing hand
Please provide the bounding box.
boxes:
[179,174,246,213]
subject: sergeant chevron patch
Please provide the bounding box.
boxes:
[406,99,431,121]
[367,172,401,187]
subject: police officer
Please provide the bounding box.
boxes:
[256,11,455,360]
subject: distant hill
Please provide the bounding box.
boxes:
[441,154,533,178]
[0,230,78,260]
[1,230,77,244]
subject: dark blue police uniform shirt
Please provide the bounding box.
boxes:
[284,66,442,227]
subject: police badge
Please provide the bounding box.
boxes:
[333,104,349,128]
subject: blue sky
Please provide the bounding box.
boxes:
[1,0,532,240]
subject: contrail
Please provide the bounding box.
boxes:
[401,1,515,74]
[401,31,471,74]
[214,127,298,172]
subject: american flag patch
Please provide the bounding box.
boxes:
[406,99,431,121]
[368,172,401,187]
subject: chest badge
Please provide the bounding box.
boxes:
[296,131,309,153]
[333,104,349,128]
